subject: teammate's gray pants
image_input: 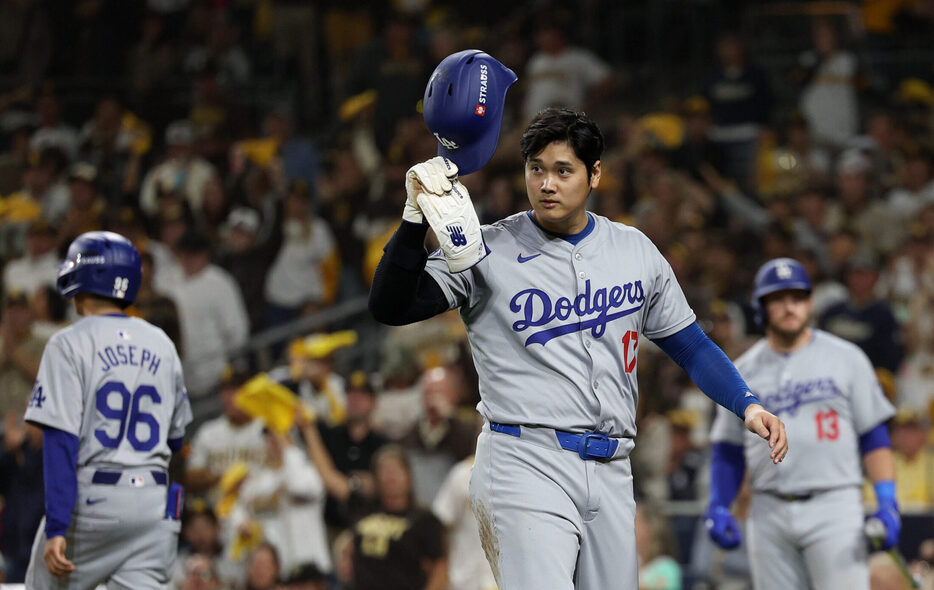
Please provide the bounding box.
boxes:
[26,471,179,590]
[469,421,637,590]
[747,486,869,590]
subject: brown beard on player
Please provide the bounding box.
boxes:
[767,315,811,349]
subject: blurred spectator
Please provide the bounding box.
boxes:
[636,502,682,590]
[170,230,249,397]
[2,220,59,296]
[317,371,387,527]
[401,365,477,506]
[127,11,177,114]
[244,543,282,590]
[272,331,355,427]
[56,162,107,245]
[263,181,340,327]
[432,453,497,590]
[0,291,46,419]
[832,149,901,255]
[887,147,934,225]
[671,96,727,183]
[702,32,771,192]
[819,253,904,374]
[283,562,328,590]
[269,0,321,124]
[781,111,832,181]
[218,207,281,334]
[28,285,67,340]
[232,107,321,190]
[174,507,239,590]
[183,16,251,88]
[890,408,934,511]
[346,13,430,152]
[797,18,860,149]
[704,299,754,360]
[0,1,52,85]
[351,445,446,590]
[188,63,247,168]
[139,120,219,220]
[178,553,221,590]
[868,551,913,590]
[331,529,355,590]
[522,17,612,121]
[19,148,70,226]
[185,371,265,499]
[29,92,78,160]
[134,251,182,351]
[0,412,43,583]
[228,429,331,576]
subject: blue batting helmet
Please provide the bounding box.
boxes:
[423,49,517,175]
[57,231,142,303]
[751,258,812,325]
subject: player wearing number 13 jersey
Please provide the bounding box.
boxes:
[708,258,897,590]
[24,231,192,589]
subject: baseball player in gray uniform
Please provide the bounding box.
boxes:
[369,70,788,589]
[707,257,898,590]
[24,231,192,589]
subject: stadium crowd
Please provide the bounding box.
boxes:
[2,0,934,588]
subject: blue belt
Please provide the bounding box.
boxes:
[490,422,619,460]
[92,470,167,486]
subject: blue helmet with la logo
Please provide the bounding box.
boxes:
[751,257,812,325]
[58,231,142,304]
[423,49,517,175]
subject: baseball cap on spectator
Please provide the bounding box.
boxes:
[892,406,926,426]
[3,290,28,307]
[897,78,934,107]
[222,207,261,235]
[219,365,252,389]
[165,120,195,146]
[68,162,98,183]
[837,148,872,175]
[847,249,879,273]
[347,370,376,397]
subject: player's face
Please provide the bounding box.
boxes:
[525,140,601,235]
[763,290,812,339]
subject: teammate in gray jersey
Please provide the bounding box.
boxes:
[707,258,898,590]
[23,231,192,589]
[369,105,788,589]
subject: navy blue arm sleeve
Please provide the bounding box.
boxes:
[368,221,450,326]
[709,442,746,509]
[43,427,79,538]
[653,322,761,418]
[859,423,892,455]
[168,437,184,453]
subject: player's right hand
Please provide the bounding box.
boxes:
[404,156,459,224]
[744,404,787,464]
[705,506,743,549]
[44,535,75,578]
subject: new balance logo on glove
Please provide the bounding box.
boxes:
[448,225,468,246]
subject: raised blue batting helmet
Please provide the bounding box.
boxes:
[423,49,517,175]
[751,257,812,325]
[57,231,142,303]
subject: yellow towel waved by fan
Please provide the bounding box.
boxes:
[215,461,250,518]
[288,330,358,360]
[234,373,315,434]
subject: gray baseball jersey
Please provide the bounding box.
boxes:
[709,329,894,590]
[24,314,192,589]
[710,329,894,494]
[425,211,695,589]
[425,211,696,437]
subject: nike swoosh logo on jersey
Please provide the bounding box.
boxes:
[86,498,106,505]
[517,253,541,263]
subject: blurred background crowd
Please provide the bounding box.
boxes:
[2,0,934,588]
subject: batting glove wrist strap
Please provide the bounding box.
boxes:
[418,180,488,273]
[705,505,743,550]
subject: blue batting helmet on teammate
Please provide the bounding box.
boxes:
[423,49,517,175]
[57,231,142,303]
[751,257,812,325]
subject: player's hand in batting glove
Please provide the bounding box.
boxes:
[867,481,901,550]
[44,536,76,578]
[417,178,488,273]
[744,403,788,464]
[705,506,743,549]
[404,156,458,224]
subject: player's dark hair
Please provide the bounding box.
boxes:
[520,108,604,179]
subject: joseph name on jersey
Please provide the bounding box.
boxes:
[26,314,191,472]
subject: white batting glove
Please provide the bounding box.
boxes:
[417,180,488,273]
[404,156,459,224]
